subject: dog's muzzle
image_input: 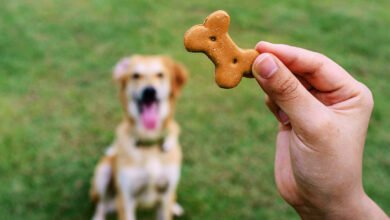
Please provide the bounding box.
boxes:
[138,86,159,130]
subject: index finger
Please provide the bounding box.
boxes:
[255,41,357,92]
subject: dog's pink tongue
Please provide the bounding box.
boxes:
[141,103,158,130]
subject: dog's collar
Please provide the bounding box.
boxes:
[135,131,168,147]
[135,137,164,147]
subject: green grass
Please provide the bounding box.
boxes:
[1,0,390,219]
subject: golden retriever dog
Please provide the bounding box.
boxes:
[90,55,188,220]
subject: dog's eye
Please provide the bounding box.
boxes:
[132,73,140,79]
[157,72,164,78]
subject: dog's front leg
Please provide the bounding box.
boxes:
[91,154,115,220]
[117,168,140,220]
[157,192,175,220]
[162,136,177,152]
[116,194,136,220]
[162,121,180,152]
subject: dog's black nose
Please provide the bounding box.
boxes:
[141,87,157,103]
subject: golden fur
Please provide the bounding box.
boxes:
[90,55,188,220]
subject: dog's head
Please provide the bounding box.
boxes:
[113,55,188,133]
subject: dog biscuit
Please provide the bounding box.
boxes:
[184,10,259,88]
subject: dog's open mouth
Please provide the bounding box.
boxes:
[138,87,159,130]
[140,102,158,130]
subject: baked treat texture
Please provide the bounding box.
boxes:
[184,10,259,88]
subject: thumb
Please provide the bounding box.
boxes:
[252,53,327,127]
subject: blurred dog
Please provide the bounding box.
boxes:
[90,55,188,220]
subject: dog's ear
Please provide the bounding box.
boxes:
[113,57,132,82]
[204,10,230,33]
[170,60,188,99]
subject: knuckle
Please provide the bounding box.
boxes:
[312,52,329,62]
[275,76,300,101]
[358,83,374,110]
[313,52,328,68]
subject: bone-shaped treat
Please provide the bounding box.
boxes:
[184,10,259,88]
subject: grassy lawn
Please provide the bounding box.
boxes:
[1,0,389,219]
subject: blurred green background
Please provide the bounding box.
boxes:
[0,0,389,219]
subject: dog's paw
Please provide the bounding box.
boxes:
[172,202,184,216]
[162,137,177,152]
[92,215,105,220]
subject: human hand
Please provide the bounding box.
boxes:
[252,42,388,219]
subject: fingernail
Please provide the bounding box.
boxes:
[253,54,278,79]
[278,110,290,125]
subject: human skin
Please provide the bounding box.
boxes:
[252,42,389,219]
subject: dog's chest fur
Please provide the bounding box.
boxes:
[116,146,181,208]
